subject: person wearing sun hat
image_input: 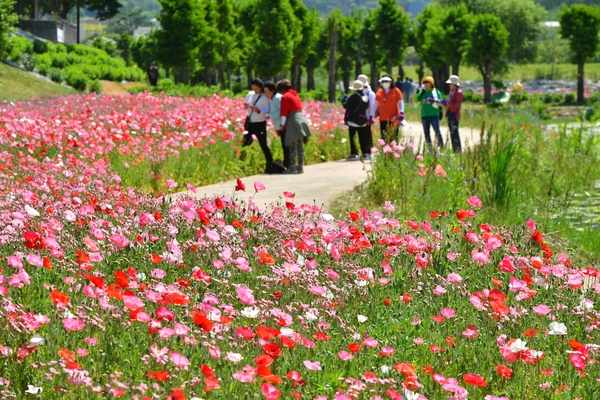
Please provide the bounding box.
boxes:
[343,80,370,161]
[443,75,464,153]
[417,76,445,150]
[375,74,404,143]
[357,74,377,155]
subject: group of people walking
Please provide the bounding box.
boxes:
[241,73,464,175]
[243,78,311,175]
[342,73,464,160]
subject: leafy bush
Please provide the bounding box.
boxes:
[565,92,576,103]
[48,68,63,83]
[21,53,36,71]
[471,93,484,104]
[7,36,33,63]
[32,39,49,54]
[299,89,328,102]
[50,52,69,68]
[90,35,117,57]
[88,79,102,93]
[462,89,474,103]
[64,67,89,91]
[34,53,53,76]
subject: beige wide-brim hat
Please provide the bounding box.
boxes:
[349,80,364,91]
[446,75,460,86]
[422,76,435,86]
[357,74,368,86]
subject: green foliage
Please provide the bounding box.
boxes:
[155,0,207,82]
[131,34,156,70]
[438,4,472,73]
[0,0,18,59]
[7,36,33,63]
[88,79,103,93]
[116,32,134,66]
[48,68,64,83]
[374,0,410,74]
[559,5,600,65]
[64,67,89,91]
[90,35,118,57]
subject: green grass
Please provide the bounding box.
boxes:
[0,61,76,102]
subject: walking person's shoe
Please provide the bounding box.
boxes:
[346,155,359,161]
[282,167,299,175]
[362,154,371,161]
[296,167,304,174]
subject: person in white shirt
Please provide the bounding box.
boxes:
[357,74,376,157]
[243,78,273,173]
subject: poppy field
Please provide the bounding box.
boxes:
[1,93,599,400]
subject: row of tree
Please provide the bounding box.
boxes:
[152,0,594,103]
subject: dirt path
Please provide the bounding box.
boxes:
[101,81,146,95]
[175,121,482,211]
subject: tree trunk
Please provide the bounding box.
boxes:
[483,61,492,103]
[440,63,450,95]
[165,68,170,78]
[226,69,232,89]
[417,60,424,83]
[387,56,393,78]
[218,63,225,90]
[307,67,315,91]
[452,63,459,76]
[295,66,302,93]
[342,66,351,95]
[328,37,337,103]
[577,62,584,103]
[246,64,252,89]
[398,64,404,80]
[355,57,362,79]
[370,61,379,90]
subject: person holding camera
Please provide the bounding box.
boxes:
[276,79,311,174]
[417,76,445,150]
[243,78,273,173]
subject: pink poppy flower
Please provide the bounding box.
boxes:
[441,308,456,318]
[63,318,85,331]
[165,179,178,188]
[338,351,354,361]
[532,304,552,316]
[186,183,197,193]
[309,286,326,296]
[233,369,255,383]
[237,285,256,305]
[303,360,322,370]
[467,195,482,208]
[526,219,536,230]
[254,181,266,192]
[109,234,130,249]
[326,269,340,280]
[170,351,190,370]
[261,383,280,399]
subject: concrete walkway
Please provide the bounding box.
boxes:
[175,121,482,211]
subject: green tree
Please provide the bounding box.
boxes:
[131,34,156,69]
[197,0,219,85]
[0,0,18,59]
[326,9,344,102]
[413,6,436,85]
[289,2,318,91]
[249,0,296,80]
[155,0,206,83]
[214,0,240,89]
[438,4,472,76]
[463,13,509,103]
[559,5,600,102]
[374,0,410,76]
[439,0,544,64]
[420,6,450,94]
[117,32,133,66]
[32,0,122,20]
[338,12,363,91]
[360,10,379,88]
[304,18,326,91]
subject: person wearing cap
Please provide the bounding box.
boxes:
[444,75,464,153]
[244,78,273,173]
[375,74,404,143]
[276,79,311,174]
[343,80,370,161]
[357,74,377,153]
[417,76,445,150]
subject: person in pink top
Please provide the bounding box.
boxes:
[443,75,464,153]
[276,79,311,174]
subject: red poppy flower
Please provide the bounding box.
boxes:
[191,311,213,332]
[262,343,282,358]
[204,377,220,392]
[235,178,245,192]
[58,348,76,361]
[402,292,412,304]
[491,301,509,316]
[50,290,70,307]
[147,370,169,381]
[201,364,215,377]
[348,343,361,353]
[151,254,163,264]
[259,252,275,265]
[496,365,513,379]
[531,230,543,244]
[256,326,280,341]
[456,209,467,221]
[383,298,391,306]
[524,328,539,338]
[314,331,330,341]
[463,373,487,387]
[115,270,129,288]
[236,327,255,339]
[393,362,415,377]
[279,336,296,349]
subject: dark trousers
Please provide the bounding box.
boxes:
[380,120,399,143]
[447,112,462,153]
[422,116,444,148]
[349,126,371,156]
[279,129,290,169]
[248,121,272,164]
[149,79,158,86]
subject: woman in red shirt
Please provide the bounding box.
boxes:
[276,79,311,174]
[375,74,405,143]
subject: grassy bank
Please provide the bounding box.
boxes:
[0,61,76,102]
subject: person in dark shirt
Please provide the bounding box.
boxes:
[147,62,159,86]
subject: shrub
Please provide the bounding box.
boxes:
[64,67,89,91]
[34,53,53,76]
[565,92,576,103]
[462,90,474,103]
[22,53,36,71]
[32,39,49,54]
[471,93,484,104]
[7,36,33,63]
[50,52,69,68]
[48,68,63,83]
[88,79,102,93]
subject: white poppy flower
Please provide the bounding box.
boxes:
[548,322,567,335]
[25,205,40,217]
